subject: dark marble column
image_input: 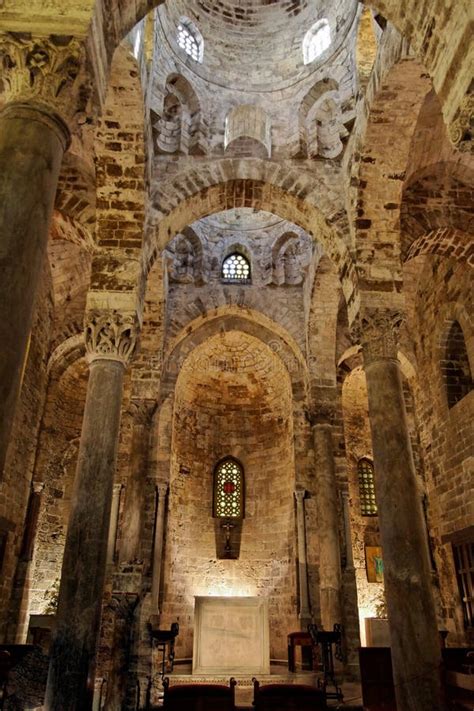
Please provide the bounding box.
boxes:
[45,311,138,711]
[120,400,155,563]
[0,34,84,473]
[360,309,444,711]
[313,417,343,630]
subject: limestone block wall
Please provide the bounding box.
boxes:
[0,260,54,640]
[410,255,473,642]
[160,332,298,661]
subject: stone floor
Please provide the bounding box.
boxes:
[166,664,363,708]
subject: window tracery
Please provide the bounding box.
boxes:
[358,457,377,516]
[177,19,204,63]
[213,458,244,519]
[303,19,331,65]
[221,253,251,282]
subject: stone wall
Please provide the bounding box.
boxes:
[160,332,298,661]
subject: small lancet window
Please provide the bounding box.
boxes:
[221,253,251,283]
[176,18,203,63]
[358,457,377,516]
[213,458,245,519]
[303,19,331,65]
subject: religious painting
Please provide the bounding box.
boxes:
[366,545,384,583]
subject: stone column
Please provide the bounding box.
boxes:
[45,311,138,711]
[313,417,343,630]
[360,309,443,711]
[0,34,85,473]
[120,400,155,563]
[107,484,123,566]
[341,491,354,571]
[294,489,311,625]
[151,483,168,615]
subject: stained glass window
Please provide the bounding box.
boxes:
[358,458,377,516]
[213,458,244,519]
[221,253,251,282]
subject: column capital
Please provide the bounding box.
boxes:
[449,93,473,152]
[353,308,404,366]
[128,398,157,426]
[31,480,45,494]
[0,32,88,147]
[306,405,336,427]
[294,488,307,504]
[155,481,169,497]
[84,310,138,367]
[113,483,123,495]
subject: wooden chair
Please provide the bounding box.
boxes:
[252,679,327,710]
[162,677,237,710]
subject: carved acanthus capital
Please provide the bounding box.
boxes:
[85,311,138,367]
[448,93,473,152]
[356,309,404,365]
[0,32,88,141]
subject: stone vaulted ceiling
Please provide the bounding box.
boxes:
[157,0,359,92]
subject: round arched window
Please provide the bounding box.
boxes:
[221,253,251,282]
[303,19,331,65]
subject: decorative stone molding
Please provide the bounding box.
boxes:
[0,32,87,137]
[85,311,138,366]
[448,93,473,152]
[353,309,404,366]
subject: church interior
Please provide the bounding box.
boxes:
[0,0,472,709]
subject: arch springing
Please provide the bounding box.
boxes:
[177,18,204,63]
[221,253,251,283]
[303,19,331,65]
[213,458,245,519]
[358,457,377,516]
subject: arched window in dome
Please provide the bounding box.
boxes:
[221,253,251,283]
[303,19,331,65]
[358,457,377,516]
[176,18,204,63]
[213,458,245,519]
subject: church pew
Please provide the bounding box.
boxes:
[252,679,327,710]
[162,677,237,710]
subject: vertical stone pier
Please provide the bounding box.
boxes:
[294,489,312,626]
[360,309,443,711]
[45,311,138,711]
[313,415,343,630]
[151,482,168,614]
[0,35,85,472]
[120,400,155,563]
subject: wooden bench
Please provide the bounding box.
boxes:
[252,679,327,710]
[162,677,236,710]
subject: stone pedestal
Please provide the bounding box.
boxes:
[361,309,443,711]
[45,311,137,711]
[313,421,342,630]
[0,35,84,473]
